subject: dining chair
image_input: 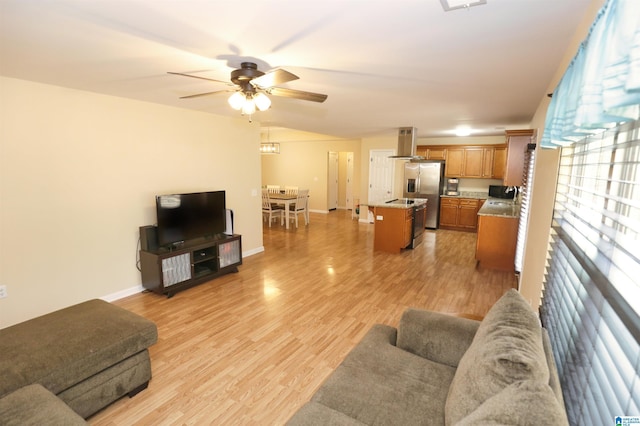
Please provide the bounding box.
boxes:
[262,189,284,227]
[284,186,298,195]
[287,189,309,228]
[266,185,281,193]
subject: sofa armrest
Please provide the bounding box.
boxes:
[396,308,480,367]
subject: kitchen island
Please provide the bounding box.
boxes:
[475,199,520,271]
[367,199,427,253]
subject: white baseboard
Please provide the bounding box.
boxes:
[309,209,329,214]
[102,247,265,303]
[101,285,145,302]
[243,246,265,257]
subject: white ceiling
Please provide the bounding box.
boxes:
[0,0,592,139]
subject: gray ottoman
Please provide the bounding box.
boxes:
[0,299,158,419]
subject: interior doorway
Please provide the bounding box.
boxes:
[328,151,339,211]
[368,149,395,205]
[345,152,354,210]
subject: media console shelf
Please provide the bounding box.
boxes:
[140,234,242,297]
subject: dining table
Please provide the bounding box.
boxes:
[267,192,298,229]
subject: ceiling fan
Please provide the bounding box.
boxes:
[168,62,328,115]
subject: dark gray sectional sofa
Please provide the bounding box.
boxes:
[0,299,157,425]
[287,289,568,425]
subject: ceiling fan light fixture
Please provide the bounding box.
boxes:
[440,0,487,12]
[253,92,271,111]
[228,92,245,110]
[241,98,256,115]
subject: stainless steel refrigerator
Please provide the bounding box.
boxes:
[403,160,445,229]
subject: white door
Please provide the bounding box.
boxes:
[346,152,354,210]
[368,150,395,204]
[328,151,339,210]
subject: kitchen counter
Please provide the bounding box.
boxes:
[477,198,520,218]
[440,191,488,200]
[365,198,427,209]
[366,199,425,253]
[475,198,520,271]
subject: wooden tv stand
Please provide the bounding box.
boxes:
[140,234,242,297]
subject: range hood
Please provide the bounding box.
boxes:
[389,127,424,159]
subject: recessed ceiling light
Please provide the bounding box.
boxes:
[440,0,487,12]
[455,126,472,136]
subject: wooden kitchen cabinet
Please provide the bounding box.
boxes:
[463,148,484,177]
[426,147,446,160]
[416,144,507,179]
[476,214,519,271]
[444,148,464,176]
[403,208,413,248]
[444,147,498,178]
[459,199,481,228]
[373,206,413,253]
[416,147,447,160]
[439,197,482,231]
[492,146,507,179]
[504,130,535,186]
[439,198,460,228]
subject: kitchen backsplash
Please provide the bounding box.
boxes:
[457,178,504,193]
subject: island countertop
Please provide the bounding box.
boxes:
[364,198,427,209]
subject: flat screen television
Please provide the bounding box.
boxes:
[156,191,226,247]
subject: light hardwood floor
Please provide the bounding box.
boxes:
[90,210,516,425]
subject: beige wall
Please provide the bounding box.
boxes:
[260,128,361,212]
[518,0,605,307]
[0,76,264,328]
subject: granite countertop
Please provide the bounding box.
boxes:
[365,198,427,209]
[440,191,489,199]
[478,198,520,218]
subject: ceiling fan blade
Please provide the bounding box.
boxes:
[251,69,299,89]
[168,71,230,85]
[268,87,328,103]
[179,90,231,99]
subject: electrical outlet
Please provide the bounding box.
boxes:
[0,285,7,299]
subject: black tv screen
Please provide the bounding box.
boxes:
[156,191,226,247]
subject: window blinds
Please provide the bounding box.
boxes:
[540,119,640,424]
[514,143,536,273]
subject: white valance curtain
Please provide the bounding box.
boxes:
[541,0,640,148]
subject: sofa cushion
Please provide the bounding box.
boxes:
[397,309,480,367]
[444,289,549,425]
[0,384,87,426]
[311,324,456,426]
[456,380,568,425]
[0,299,158,398]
